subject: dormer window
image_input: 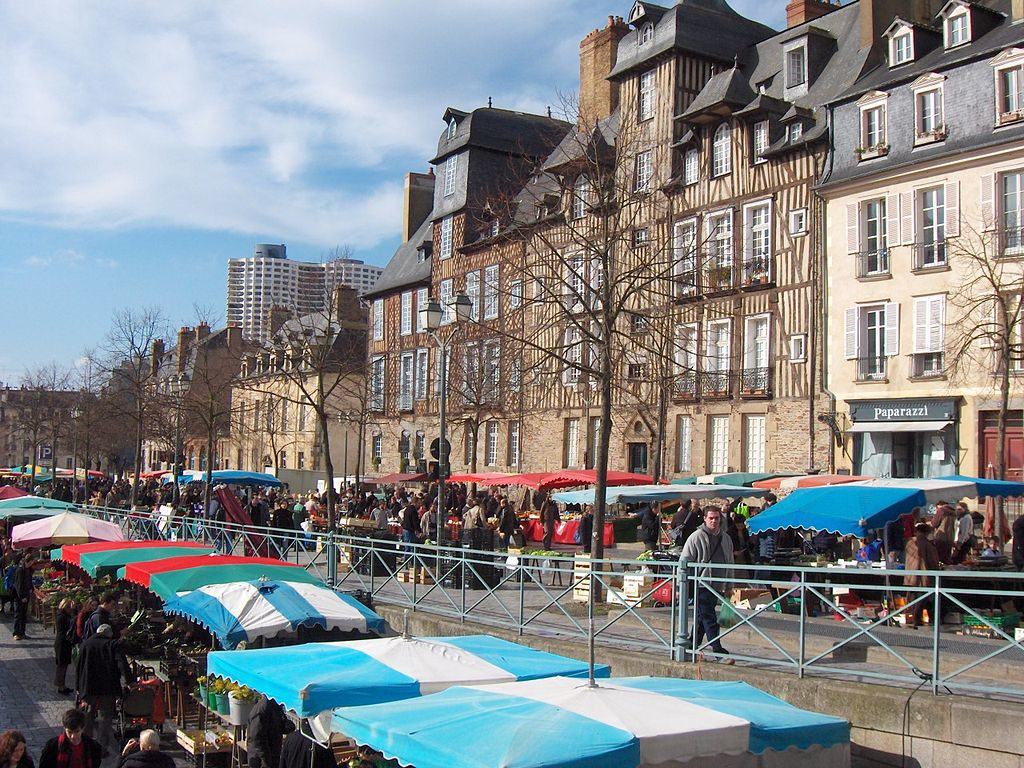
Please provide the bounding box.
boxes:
[572,175,590,220]
[712,123,731,177]
[857,92,889,160]
[891,31,913,65]
[946,9,969,47]
[912,73,946,144]
[638,23,653,47]
[785,46,806,89]
[752,120,769,164]
[789,122,803,143]
[994,50,1024,126]
[489,220,500,238]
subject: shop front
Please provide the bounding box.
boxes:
[847,398,960,478]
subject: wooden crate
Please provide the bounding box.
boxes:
[572,554,591,603]
[176,730,233,755]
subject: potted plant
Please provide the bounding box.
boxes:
[210,678,231,715]
[227,684,258,726]
[196,675,208,703]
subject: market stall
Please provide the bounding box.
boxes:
[206,634,609,721]
[55,540,216,578]
[0,495,76,514]
[11,510,123,549]
[0,486,30,500]
[745,486,927,538]
[328,676,850,768]
[120,555,323,600]
[163,579,385,649]
[552,484,770,505]
[520,518,615,546]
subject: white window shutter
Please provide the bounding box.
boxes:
[884,302,900,356]
[885,194,900,248]
[900,191,914,245]
[844,307,858,359]
[929,296,945,353]
[846,203,859,253]
[945,181,960,237]
[913,297,928,353]
[980,173,995,229]
[722,321,732,370]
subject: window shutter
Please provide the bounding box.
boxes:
[913,297,928,353]
[885,193,900,248]
[900,191,914,245]
[980,173,995,229]
[844,307,858,359]
[945,181,960,237]
[929,296,945,353]
[884,302,901,356]
[846,203,859,253]
[722,321,732,371]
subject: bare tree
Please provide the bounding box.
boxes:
[101,307,166,507]
[18,366,67,487]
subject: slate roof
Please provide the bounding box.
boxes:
[608,0,775,79]
[363,215,433,299]
[832,0,1023,103]
[542,113,619,171]
[431,108,571,164]
[681,66,755,119]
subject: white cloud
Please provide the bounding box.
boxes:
[0,1,782,249]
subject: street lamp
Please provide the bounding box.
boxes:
[419,293,472,549]
[170,372,190,507]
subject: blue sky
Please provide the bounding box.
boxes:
[0,0,784,382]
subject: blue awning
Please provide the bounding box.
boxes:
[745,485,928,536]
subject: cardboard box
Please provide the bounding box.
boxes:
[731,589,771,606]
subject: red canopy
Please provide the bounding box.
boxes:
[751,474,869,490]
[0,486,29,500]
[59,540,209,566]
[492,469,654,492]
[366,472,428,486]
[445,472,516,484]
[122,554,303,588]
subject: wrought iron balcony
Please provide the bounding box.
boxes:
[672,371,697,400]
[741,256,772,288]
[675,271,699,299]
[913,240,947,270]
[698,369,734,398]
[855,248,890,278]
[856,356,887,382]
[998,227,1024,256]
[702,261,735,293]
[911,352,944,379]
[739,366,772,397]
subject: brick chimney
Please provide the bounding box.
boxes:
[176,327,193,374]
[403,171,436,242]
[786,0,838,27]
[195,322,210,343]
[150,339,165,377]
[578,15,629,126]
[1014,0,1023,23]
[225,323,242,349]
[860,0,929,50]
[332,285,365,325]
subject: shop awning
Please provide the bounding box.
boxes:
[746,486,927,537]
[552,484,768,506]
[328,677,850,768]
[206,634,609,719]
[848,420,951,433]
[57,540,216,578]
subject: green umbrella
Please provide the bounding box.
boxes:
[0,496,76,519]
[79,545,217,578]
[712,472,797,487]
[139,564,323,600]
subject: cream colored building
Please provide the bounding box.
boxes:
[821,0,1024,478]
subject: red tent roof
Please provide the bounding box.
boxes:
[121,554,301,587]
[445,472,515,484]
[365,472,427,486]
[491,469,653,491]
[0,486,29,500]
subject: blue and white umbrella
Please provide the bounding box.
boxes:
[330,676,850,768]
[163,579,384,649]
[207,634,609,718]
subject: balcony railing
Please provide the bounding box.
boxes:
[675,272,699,299]
[673,371,697,399]
[912,352,944,379]
[998,227,1024,256]
[741,256,772,287]
[855,248,890,278]
[702,261,735,293]
[739,366,772,397]
[856,356,887,381]
[913,240,947,270]
[698,369,734,398]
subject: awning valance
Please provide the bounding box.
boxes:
[849,420,951,433]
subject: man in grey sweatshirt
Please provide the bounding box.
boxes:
[681,506,734,662]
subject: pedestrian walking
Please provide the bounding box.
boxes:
[82,593,116,641]
[11,555,34,641]
[680,506,735,663]
[53,599,77,695]
[38,710,101,768]
[1,730,33,768]
[541,498,560,551]
[634,503,661,553]
[903,523,941,628]
[75,625,134,758]
[246,695,293,768]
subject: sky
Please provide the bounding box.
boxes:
[0,0,784,382]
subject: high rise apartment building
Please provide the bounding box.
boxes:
[226,244,382,342]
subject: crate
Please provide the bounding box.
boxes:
[962,612,1019,631]
[572,554,591,603]
[396,568,433,585]
[176,730,233,755]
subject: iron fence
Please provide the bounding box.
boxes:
[80,505,1024,701]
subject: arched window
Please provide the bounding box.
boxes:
[638,23,654,46]
[712,123,732,177]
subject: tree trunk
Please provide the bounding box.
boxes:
[319,381,336,531]
[591,361,614,562]
[203,422,214,518]
[652,378,668,482]
[130,403,144,508]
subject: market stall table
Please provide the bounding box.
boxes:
[520,518,614,547]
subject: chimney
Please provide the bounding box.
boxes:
[226,323,241,349]
[150,339,165,377]
[195,322,210,343]
[333,285,364,325]
[1014,0,1023,23]
[786,0,838,28]
[268,306,291,337]
[176,327,193,374]
[860,0,920,50]
[403,171,436,242]
[578,15,629,126]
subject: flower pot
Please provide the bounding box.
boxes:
[227,693,255,726]
[214,692,230,715]
[197,685,207,703]
[207,690,218,710]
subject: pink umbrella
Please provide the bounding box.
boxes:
[11,511,125,549]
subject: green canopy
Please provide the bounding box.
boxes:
[0,507,64,521]
[0,496,76,519]
[712,472,797,487]
[669,476,697,485]
[133,563,323,600]
[79,545,218,578]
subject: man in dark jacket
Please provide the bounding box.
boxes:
[11,555,33,640]
[82,593,116,641]
[634,503,661,552]
[117,730,174,768]
[38,709,102,768]
[247,695,293,768]
[401,503,420,547]
[278,730,333,768]
[75,625,133,757]
[1013,515,1024,572]
[541,499,560,550]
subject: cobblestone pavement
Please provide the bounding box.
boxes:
[0,609,188,768]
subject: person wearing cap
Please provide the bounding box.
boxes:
[75,624,133,757]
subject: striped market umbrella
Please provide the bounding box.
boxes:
[56,540,216,578]
[120,554,322,599]
[11,511,123,549]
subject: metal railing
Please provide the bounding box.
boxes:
[79,505,1024,701]
[913,241,947,270]
[856,355,887,381]
[739,366,772,397]
[855,248,889,278]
